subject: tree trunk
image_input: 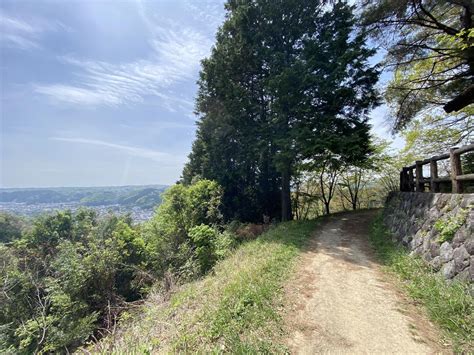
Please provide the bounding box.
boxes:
[324,201,330,215]
[281,166,293,221]
[294,179,300,220]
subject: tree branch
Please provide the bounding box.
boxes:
[443,85,474,112]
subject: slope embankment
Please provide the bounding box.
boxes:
[89,220,319,353]
[89,210,467,354]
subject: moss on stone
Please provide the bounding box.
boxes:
[434,208,469,243]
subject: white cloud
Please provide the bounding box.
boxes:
[1,15,36,33]
[119,120,195,132]
[369,105,405,151]
[50,136,172,162]
[34,6,214,109]
[183,0,225,31]
[0,12,68,50]
[35,84,120,106]
[1,33,39,50]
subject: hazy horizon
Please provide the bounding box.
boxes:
[1,0,402,188]
[0,183,170,190]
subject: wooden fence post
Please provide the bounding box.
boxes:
[408,168,414,192]
[450,148,462,193]
[400,167,409,191]
[415,161,424,192]
[430,159,439,192]
[399,170,404,191]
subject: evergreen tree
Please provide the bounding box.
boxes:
[184,0,379,221]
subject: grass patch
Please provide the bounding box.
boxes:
[434,208,469,243]
[92,219,318,353]
[369,212,473,352]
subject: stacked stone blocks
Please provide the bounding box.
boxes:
[383,192,473,282]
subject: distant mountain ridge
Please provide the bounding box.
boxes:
[0,185,168,209]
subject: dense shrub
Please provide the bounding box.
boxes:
[0,212,25,243]
[189,224,219,273]
[0,209,151,353]
[188,225,236,273]
[143,179,226,279]
[0,180,234,353]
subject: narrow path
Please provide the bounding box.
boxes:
[284,210,446,354]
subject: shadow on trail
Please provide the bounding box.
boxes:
[273,209,381,270]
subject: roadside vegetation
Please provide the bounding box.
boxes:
[369,213,473,352]
[92,219,318,353]
[1,177,321,353]
[2,0,473,352]
[0,180,236,353]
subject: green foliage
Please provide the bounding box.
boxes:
[189,224,219,274]
[96,219,319,353]
[0,178,274,353]
[213,230,236,260]
[0,210,152,353]
[398,108,473,163]
[362,1,473,129]
[434,209,469,243]
[369,213,473,352]
[149,180,222,237]
[144,180,224,278]
[0,212,24,243]
[188,225,237,274]
[183,0,380,222]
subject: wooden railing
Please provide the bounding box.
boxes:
[400,143,474,193]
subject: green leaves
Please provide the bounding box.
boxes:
[189,224,219,274]
[362,1,474,129]
[0,180,230,352]
[434,208,469,243]
[144,179,226,277]
[185,1,379,222]
[0,210,152,353]
[147,180,223,241]
[0,212,24,243]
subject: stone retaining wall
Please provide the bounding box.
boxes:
[383,192,473,282]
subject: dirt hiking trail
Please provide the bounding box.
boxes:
[284,210,447,354]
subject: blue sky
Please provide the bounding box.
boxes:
[0,0,400,188]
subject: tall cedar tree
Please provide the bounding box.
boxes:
[183,0,380,222]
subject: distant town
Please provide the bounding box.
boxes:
[0,185,167,222]
[0,202,155,222]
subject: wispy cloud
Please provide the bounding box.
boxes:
[34,4,213,109]
[36,84,119,106]
[1,33,39,50]
[0,12,68,50]
[1,14,37,33]
[183,0,225,31]
[119,120,195,131]
[50,137,171,162]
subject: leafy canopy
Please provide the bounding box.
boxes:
[361,0,474,130]
[184,0,380,221]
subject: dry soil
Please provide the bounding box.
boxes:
[284,210,448,354]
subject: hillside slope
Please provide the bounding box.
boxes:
[91,220,318,353]
[91,211,471,353]
[0,185,167,209]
